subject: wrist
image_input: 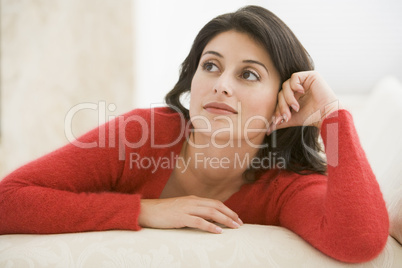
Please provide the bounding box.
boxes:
[316,101,343,129]
[138,199,152,228]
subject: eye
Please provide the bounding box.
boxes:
[202,61,220,72]
[241,70,260,81]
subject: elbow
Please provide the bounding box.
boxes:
[0,193,10,234]
[329,220,390,263]
[0,188,12,234]
[0,180,23,234]
[340,232,389,263]
[329,199,390,263]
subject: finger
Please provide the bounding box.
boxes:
[267,119,277,135]
[190,196,242,225]
[289,73,306,94]
[273,92,284,125]
[276,90,291,124]
[190,206,241,229]
[185,215,224,234]
[282,80,300,113]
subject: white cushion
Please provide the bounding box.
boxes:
[0,225,401,267]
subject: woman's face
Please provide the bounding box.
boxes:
[189,30,281,146]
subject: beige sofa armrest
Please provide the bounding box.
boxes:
[1,224,401,267]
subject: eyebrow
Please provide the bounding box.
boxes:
[202,50,270,75]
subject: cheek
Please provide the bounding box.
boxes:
[191,70,211,94]
[262,93,278,116]
[189,72,205,116]
[245,89,277,116]
[241,90,278,129]
[189,69,216,105]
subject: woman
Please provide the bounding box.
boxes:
[0,5,388,263]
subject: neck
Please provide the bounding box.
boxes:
[174,132,264,200]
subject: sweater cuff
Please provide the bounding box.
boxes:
[320,109,354,167]
[320,109,352,133]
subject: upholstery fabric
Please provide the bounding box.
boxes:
[1,225,401,267]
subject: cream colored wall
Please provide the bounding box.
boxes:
[0,0,134,178]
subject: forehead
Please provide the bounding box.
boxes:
[202,31,271,63]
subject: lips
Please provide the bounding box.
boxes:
[203,102,238,114]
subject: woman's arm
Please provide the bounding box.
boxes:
[270,72,389,263]
[0,112,142,234]
[277,110,389,263]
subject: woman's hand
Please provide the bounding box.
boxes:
[272,71,341,131]
[138,196,243,234]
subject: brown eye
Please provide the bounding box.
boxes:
[205,63,214,71]
[202,62,219,72]
[242,71,259,81]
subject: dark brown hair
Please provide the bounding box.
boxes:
[165,5,326,180]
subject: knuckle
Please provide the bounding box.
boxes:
[185,195,198,203]
[178,215,187,227]
[214,200,224,209]
[206,207,216,215]
[231,211,239,219]
[192,217,204,227]
[283,90,292,101]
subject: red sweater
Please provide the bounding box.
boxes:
[0,107,388,263]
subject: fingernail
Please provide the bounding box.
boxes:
[282,114,288,123]
[238,218,243,225]
[216,226,223,233]
[291,104,299,112]
[232,221,240,228]
[275,116,282,125]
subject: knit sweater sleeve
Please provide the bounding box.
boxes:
[277,109,389,263]
[0,111,144,234]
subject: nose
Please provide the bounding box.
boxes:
[213,74,233,97]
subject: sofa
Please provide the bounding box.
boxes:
[0,76,401,267]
